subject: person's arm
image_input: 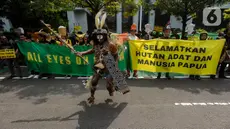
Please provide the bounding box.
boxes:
[108,43,119,61]
[81,48,95,56]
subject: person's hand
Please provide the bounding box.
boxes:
[75,52,83,56]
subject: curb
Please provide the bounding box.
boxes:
[1,75,230,81]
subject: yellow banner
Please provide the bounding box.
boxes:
[0,49,16,59]
[129,39,225,75]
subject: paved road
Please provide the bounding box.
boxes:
[1,79,230,129]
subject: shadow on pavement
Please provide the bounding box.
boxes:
[127,79,230,95]
[62,101,128,129]
[11,101,128,129]
[1,78,230,102]
[0,79,88,100]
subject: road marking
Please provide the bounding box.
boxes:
[0,77,6,80]
[33,75,39,79]
[175,102,230,106]
[0,76,230,80]
[55,77,71,79]
[27,75,34,79]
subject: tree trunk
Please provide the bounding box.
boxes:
[182,15,187,39]
[182,1,188,39]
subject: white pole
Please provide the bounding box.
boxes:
[139,5,143,31]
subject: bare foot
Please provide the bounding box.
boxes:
[87,97,95,104]
[105,98,113,103]
[109,92,114,96]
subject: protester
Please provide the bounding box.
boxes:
[143,24,152,40]
[76,34,85,45]
[170,29,180,39]
[127,23,138,78]
[157,28,171,79]
[181,32,188,40]
[0,35,22,78]
[19,34,31,42]
[218,27,230,78]
[189,31,208,80]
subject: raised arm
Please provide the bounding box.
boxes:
[81,48,95,56]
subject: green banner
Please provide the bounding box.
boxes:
[17,42,127,76]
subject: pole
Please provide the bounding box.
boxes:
[40,20,89,64]
[139,5,143,31]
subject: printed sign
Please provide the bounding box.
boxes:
[0,49,16,59]
[129,39,225,75]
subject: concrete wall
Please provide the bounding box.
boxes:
[67,9,88,33]
[116,4,122,33]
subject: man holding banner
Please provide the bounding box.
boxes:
[127,23,138,78]
[0,35,22,78]
[157,28,171,79]
[189,31,209,80]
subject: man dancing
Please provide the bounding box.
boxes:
[75,10,130,103]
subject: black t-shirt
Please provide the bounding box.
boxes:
[181,36,188,40]
[0,41,14,49]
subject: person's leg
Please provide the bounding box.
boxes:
[195,75,201,80]
[126,70,130,77]
[157,73,161,79]
[210,75,216,79]
[219,62,227,78]
[133,70,138,77]
[106,74,115,96]
[210,63,220,79]
[166,72,171,80]
[189,75,195,80]
[88,73,101,103]
[6,59,15,78]
[14,58,22,78]
[0,59,5,69]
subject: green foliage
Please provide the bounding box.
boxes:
[0,0,72,29]
[155,0,229,20]
[154,0,229,37]
[196,28,207,33]
[224,8,230,20]
[217,28,226,33]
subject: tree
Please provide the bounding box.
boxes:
[224,8,230,20]
[75,0,141,17]
[0,0,77,30]
[154,0,229,38]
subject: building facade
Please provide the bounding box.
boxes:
[67,1,230,33]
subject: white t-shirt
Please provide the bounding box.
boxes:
[128,34,138,40]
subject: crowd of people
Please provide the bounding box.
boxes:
[0,22,230,80]
[126,23,230,80]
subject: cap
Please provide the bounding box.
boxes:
[130,23,137,30]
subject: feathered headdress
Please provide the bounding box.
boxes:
[95,9,107,29]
